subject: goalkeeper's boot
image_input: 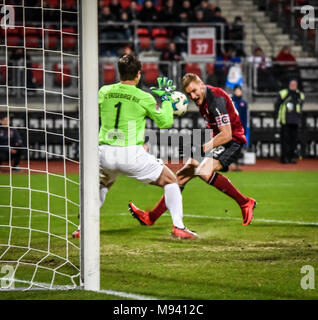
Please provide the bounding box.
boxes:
[241,198,257,226]
[129,202,154,226]
[171,225,198,239]
[72,228,80,239]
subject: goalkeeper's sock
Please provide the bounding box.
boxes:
[164,183,185,229]
[99,185,108,208]
[209,172,248,207]
[149,185,184,222]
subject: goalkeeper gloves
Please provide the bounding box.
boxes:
[150,77,176,102]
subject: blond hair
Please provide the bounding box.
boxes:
[181,73,202,92]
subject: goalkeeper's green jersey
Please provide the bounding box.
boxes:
[98,82,174,146]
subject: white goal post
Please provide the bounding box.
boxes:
[80,0,100,291]
[0,0,100,291]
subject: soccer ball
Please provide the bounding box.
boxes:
[171,91,188,116]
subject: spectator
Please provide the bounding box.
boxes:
[138,0,159,22]
[118,11,133,40]
[109,0,122,20]
[160,42,182,74]
[274,79,305,164]
[194,0,214,21]
[158,0,178,22]
[124,1,140,21]
[274,46,301,89]
[232,85,249,146]
[193,10,206,23]
[210,7,229,53]
[247,46,277,92]
[98,6,122,55]
[174,0,194,53]
[230,16,246,57]
[208,46,241,88]
[178,0,195,23]
[0,114,23,171]
[9,48,34,88]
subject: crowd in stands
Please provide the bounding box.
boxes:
[98,0,245,57]
[0,0,306,94]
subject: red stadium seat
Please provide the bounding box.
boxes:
[62,27,77,51]
[26,35,40,48]
[151,28,168,38]
[185,63,202,77]
[0,65,6,84]
[142,63,159,86]
[137,28,150,37]
[120,0,131,10]
[154,37,169,51]
[46,28,60,50]
[6,36,21,47]
[31,63,43,86]
[139,36,151,51]
[44,0,60,8]
[206,63,214,75]
[53,63,71,87]
[64,0,77,9]
[103,63,116,84]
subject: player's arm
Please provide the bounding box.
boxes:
[203,95,232,153]
[203,123,232,153]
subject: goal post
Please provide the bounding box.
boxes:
[80,0,100,291]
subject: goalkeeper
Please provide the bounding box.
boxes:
[73,54,197,239]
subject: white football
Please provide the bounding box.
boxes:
[171,91,188,116]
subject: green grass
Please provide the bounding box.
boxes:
[0,170,318,300]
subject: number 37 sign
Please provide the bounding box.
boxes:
[188,28,215,59]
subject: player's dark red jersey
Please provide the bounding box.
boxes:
[199,85,247,145]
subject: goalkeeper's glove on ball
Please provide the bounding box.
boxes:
[150,77,176,102]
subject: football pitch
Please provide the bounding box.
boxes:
[0,169,318,300]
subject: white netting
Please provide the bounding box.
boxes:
[0,0,81,290]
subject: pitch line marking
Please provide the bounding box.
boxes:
[120,212,318,226]
[97,289,159,300]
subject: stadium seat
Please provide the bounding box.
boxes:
[6,36,21,47]
[206,63,214,75]
[120,0,131,10]
[139,36,151,51]
[185,63,202,77]
[0,65,6,84]
[103,63,116,84]
[64,0,77,9]
[31,63,43,87]
[142,63,159,86]
[26,36,40,48]
[154,37,169,51]
[44,0,60,8]
[137,28,150,37]
[53,63,71,87]
[62,27,77,51]
[151,28,168,38]
[46,28,60,50]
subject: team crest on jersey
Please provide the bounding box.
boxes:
[216,114,230,126]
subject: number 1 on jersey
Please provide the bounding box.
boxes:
[114,102,121,129]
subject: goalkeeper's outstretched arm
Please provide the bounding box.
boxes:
[146,77,176,129]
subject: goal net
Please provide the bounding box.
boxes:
[0,0,99,291]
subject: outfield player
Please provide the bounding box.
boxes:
[73,55,197,239]
[129,73,256,227]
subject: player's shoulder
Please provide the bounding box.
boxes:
[206,85,230,98]
[134,87,156,104]
[99,83,118,94]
